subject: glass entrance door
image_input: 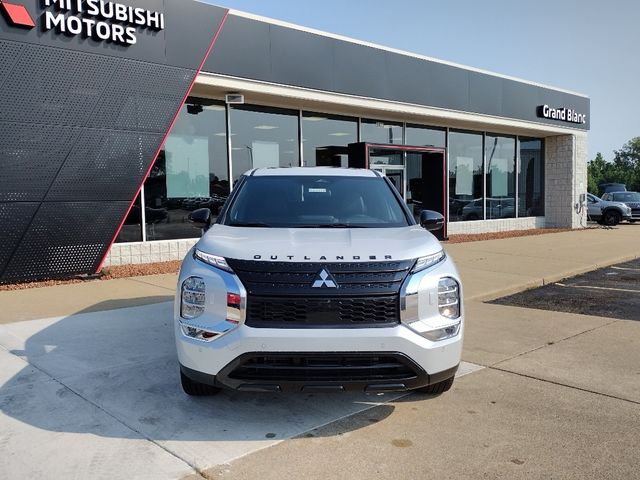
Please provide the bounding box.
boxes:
[362,143,447,239]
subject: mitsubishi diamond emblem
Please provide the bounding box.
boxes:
[312,268,338,288]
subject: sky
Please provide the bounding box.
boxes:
[205,0,640,161]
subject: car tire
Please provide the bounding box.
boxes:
[414,376,454,395]
[180,371,221,396]
[603,210,621,226]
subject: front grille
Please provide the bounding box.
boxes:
[246,295,399,328]
[227,259,412,328]
[631,208,640,217]
[226,353,418,382]
[226,259,414,297]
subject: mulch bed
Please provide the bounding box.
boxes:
[0,227,577,291]
[444,227,573,244]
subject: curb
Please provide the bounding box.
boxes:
[467,252,640,302]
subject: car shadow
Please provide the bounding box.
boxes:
[0,298,435,448]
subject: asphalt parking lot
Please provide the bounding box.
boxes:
[492,258,640,321]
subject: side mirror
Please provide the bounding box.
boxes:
[420,210,445,231]
[188,208,212,231]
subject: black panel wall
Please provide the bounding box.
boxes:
[0,2,228,283]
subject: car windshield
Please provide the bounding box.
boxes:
[225,175,410,228]
[613,192,640,202]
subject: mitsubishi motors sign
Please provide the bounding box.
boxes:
[1,0,165,45]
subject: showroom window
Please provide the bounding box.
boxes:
[485,134,516,220]
[302,111,358,167]
[448,130,484,222]
[144,99,229,241]
[360,118,403,144]
[115,192,143,243]
[518,137,545,217]
[405,124,446,148]
[229,104,300,181]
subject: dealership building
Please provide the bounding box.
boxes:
[0,0,589,283]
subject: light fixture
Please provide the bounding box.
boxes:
[254,125,278,130]
[304,116,326,122]
[329,132,351,137]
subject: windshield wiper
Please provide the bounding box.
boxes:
[228,222,272,227]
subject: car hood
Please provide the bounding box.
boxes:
[602,199,632,209]
[196,224,443,262]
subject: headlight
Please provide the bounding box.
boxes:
[181,276,205,319]
[194,249,234,273]
[412,250,446,273]
[438,277,460,319]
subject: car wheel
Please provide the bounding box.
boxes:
[603,210,621,226]
[414,376,454,395]
[180,370,221,396]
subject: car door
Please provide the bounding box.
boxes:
[586,194,601,218]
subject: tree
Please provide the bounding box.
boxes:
[587,137,640,195]
[587,152,607,194]
[612,137,640,191]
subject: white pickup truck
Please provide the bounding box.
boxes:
[174,167,463,396]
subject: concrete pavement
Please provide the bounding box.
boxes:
[0,225,639,479]
[446,224,640,301]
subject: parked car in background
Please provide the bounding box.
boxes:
[462,198,515,220]
[598,183,626,195]
[601,191,640,222]
[587,193,632,225]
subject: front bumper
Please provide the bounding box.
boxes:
[175,320,463,392]
[180,355,459,393]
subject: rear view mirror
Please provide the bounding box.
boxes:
[420,210,444,231]
[188,208,212,232]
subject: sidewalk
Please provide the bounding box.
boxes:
[445,224,639,301]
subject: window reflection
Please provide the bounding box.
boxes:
[405,124,445,148]
[229,105,299,181]
[144,99,229,241]
[519,138,545,217]
[485,135,516,219]
[449,130,484,222]
[115,192,142,243]
[302,112,357,167]
[361,118,403,144]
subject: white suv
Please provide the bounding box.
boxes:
[174,168,463,395]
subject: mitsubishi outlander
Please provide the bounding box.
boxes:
[175,167,463,395]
